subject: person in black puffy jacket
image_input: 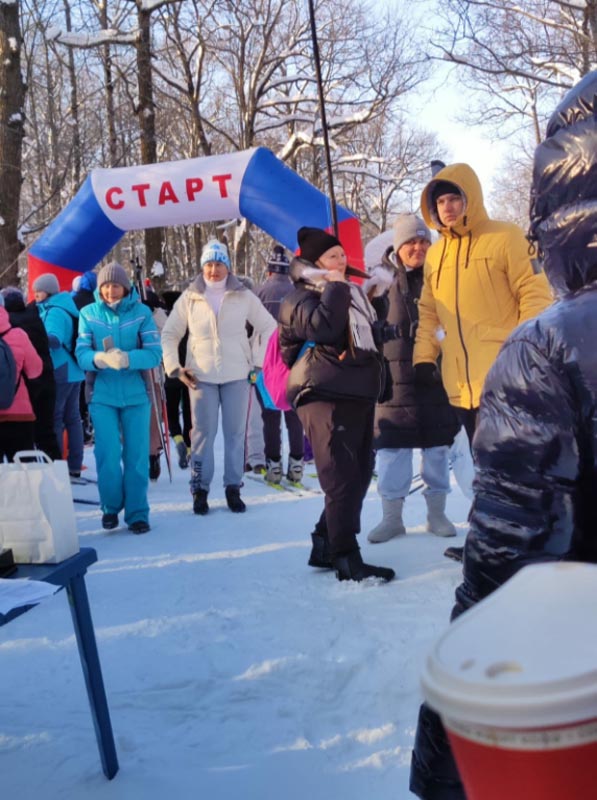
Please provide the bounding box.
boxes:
[410,71,597,799]
[278,226,394,583]
[366,214,460,545]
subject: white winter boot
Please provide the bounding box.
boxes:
[286,456,304,483]
[425,493,457,537]
[367,498,406,543]
[265,458,283,484]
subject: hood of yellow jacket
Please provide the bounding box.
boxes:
[421,163,489,236]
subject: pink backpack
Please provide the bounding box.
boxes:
[256,329,313,411]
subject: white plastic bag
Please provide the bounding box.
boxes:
[0,451,80,563]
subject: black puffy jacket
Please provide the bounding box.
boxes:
[411,70,597,800]
[373,250,459,450]
[278,258,383,407]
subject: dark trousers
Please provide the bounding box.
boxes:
[297,399,375,557]
[28,378,62,461]
[255,391,304,461]
[0,421,35,462]
[455,406,479,453]
[165,379,192,447]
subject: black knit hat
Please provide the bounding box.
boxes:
[297,226,342,264]
[267,245,290,274]
[431,180,462,206]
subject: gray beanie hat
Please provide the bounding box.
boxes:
[393,213,431,252]
[32,272,60,296]
[97,261,131,291]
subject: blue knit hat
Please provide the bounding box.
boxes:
[200,239,230,269]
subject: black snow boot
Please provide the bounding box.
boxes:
[225,485,246,513]
[308,531,332,569]
[128,520,150,534]
[444,545,464,563]
[149,454,161,481]
[333,549,395,583]
[102,513,119,530]
[193,489,209,515]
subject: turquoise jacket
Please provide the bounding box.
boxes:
[76,287,162,407]
[37,291,84,383]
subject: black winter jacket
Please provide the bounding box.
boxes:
[411,70,597,800]
[456,288,597,613]
[278,258,383,407]
[373,252,459,450]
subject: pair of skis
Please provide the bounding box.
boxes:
[134,257,172,482]
[244,471,322,496]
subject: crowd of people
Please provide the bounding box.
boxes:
[0,155,555,561]
[6,64,597,793]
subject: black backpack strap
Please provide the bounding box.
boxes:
[0,328,23,393]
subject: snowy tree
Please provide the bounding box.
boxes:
[0,0,26,285]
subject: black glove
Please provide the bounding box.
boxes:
[371,320,385,348]
[383,322,415,342]
[414,362,441,386]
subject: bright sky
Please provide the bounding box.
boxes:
[413,67,508,203]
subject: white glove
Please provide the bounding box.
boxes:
[94,349,129,370]
[363,265,394,298]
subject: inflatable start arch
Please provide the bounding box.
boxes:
[27,147,364,292]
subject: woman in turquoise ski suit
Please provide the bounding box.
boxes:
[76,263,162,533]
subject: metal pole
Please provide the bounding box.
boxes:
[307,0,339,236]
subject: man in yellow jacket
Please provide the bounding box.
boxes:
[413,163,553,445]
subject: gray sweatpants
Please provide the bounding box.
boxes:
[189,379,250,492]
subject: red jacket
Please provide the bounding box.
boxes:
[0,307,43,422]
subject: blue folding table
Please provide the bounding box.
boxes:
[0,547,119,779]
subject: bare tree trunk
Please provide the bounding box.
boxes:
[62,0,81,189]
[97,0,118,168]
[0,0,26,286]
[136,3,163,285]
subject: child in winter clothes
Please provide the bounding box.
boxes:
[33,273,84,476]
[76,262,162,534]
[0,294,43,461]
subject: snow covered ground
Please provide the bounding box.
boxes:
[1,431,472,799]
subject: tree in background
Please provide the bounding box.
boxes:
[0,0,26,286]
[12,0,442,287]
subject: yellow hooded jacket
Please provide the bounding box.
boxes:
[413,163,553,409]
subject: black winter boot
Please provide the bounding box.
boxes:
[102,513,118,530]
[193,489,209,515]
[149,454,161,481]
[333,549,395,583]
[308,531,332,569]
[225,485,246,513]
[128,520,150,534]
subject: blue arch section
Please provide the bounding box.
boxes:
[29,175,124,273]
[240,149,354,252]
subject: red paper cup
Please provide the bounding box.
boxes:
[421,563,597,800]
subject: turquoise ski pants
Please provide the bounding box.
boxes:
[90,401,151,525]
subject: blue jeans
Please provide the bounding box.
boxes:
[189,380,250,492]
[54,381,84,472]
[376,446,451,499]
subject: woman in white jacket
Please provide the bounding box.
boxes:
[161,240,276,515]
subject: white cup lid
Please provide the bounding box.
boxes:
[421,562,597,728]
